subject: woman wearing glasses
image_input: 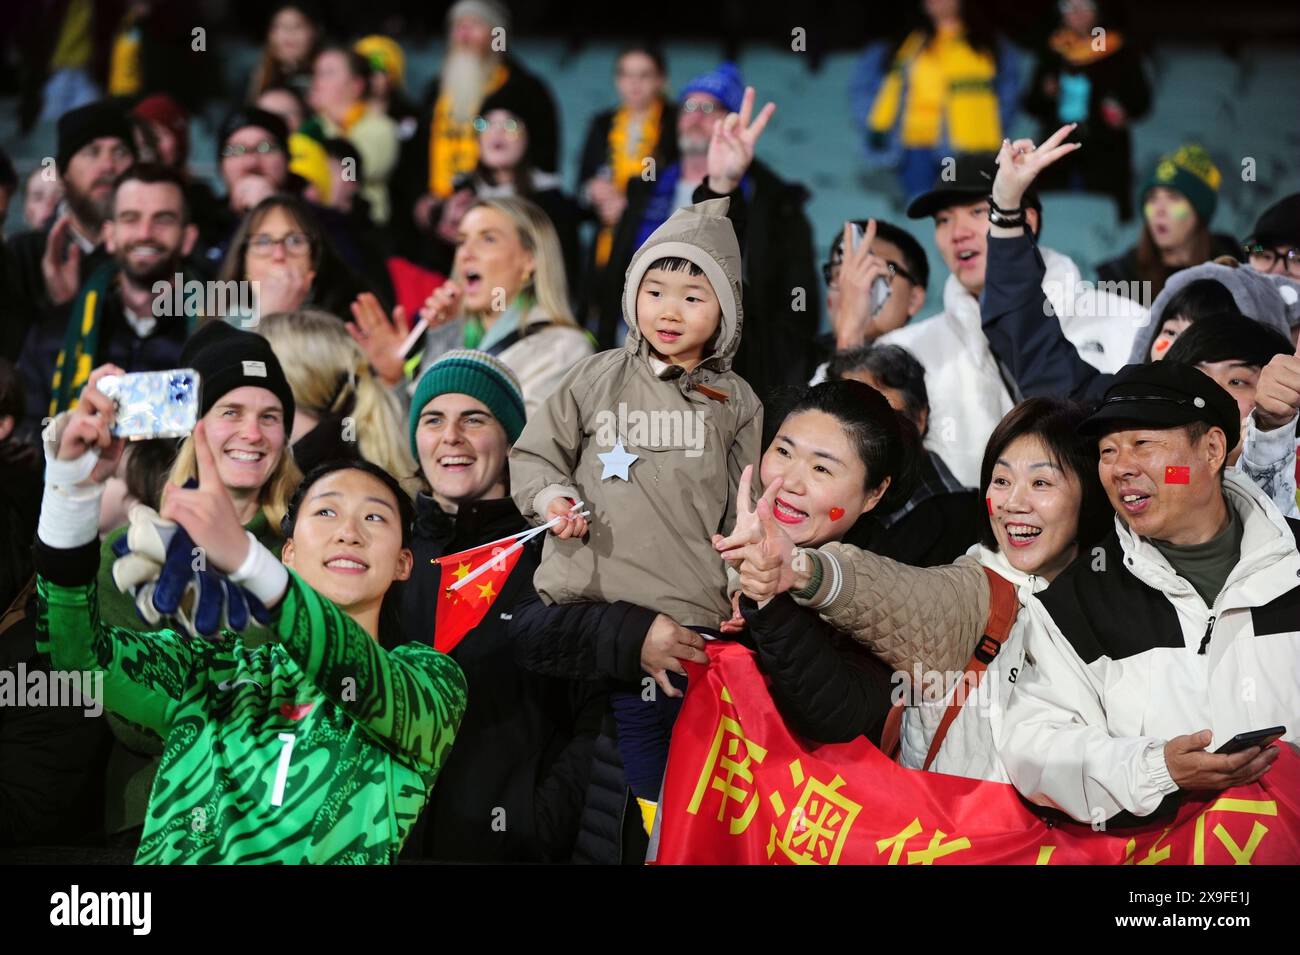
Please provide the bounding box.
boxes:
[412,85,581,295]
[218,194,371,320]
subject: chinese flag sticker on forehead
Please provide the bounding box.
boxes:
[1165,465,1191,484]
[432,539,524,654]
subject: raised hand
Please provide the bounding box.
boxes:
[348,292,409,387]
[1252,340,1300,431]
[418,280,463,330]
[706,86,776,196]
[159,421,250,574]
[712,464,778,559]
[56,364,127,482]
[833,219,896,349]
[735,496,798,605]
[231,174,274,214]
[42,215,83,306]
[991,123,1081,211]
[256,264,314,317]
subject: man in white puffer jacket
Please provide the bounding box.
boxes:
[877,153,1144,487]
[1001,362,1300,824]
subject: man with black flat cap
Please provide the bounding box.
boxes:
[999,360,1300,825]
[875,150,1142,487]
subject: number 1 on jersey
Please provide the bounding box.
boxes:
[271,732,296,807]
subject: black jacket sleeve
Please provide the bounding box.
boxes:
[531,681,606,861]
[980,232,1113,405]
[740,594,894,746]
[510,589,657,685]
[692,178,750,247]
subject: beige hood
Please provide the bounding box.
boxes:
[620,197,744,374]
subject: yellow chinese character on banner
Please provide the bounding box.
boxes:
[687,687,768,835]
[1191,797,1276,865]
[766,758,862,865]
[874,817,972,865]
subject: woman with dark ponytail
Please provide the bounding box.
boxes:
[714,380,919,746]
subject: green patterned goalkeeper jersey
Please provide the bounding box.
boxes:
[37,571,467,864]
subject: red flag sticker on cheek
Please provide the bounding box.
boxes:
[986,497,994,515]
[1165,465,1190,484]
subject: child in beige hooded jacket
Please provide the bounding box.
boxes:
[510,197,763,630]
[509,198,763,823]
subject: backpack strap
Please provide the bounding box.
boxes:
[879,702,904,760]
[921,566,1019,771]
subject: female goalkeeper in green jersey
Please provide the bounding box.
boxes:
[36,364,467,864]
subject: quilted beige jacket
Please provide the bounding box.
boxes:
[791,544,989,680]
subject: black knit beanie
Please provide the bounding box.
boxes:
[180,322,296,432]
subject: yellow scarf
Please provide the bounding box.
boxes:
[107,13,142,96]
[867,27,1002,151]
[428,62,508,197]
[594,100,663,266]
[339,101,369,135]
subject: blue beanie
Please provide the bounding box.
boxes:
[408,350,526,456]
[679,62,744,114]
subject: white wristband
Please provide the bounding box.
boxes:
[37,480,105,549]
[38,420,105,549]
[229,531,290,608]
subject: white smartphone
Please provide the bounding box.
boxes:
[97,369,202,441]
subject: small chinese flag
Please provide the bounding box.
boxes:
[1164,465,1191,484]
[433,539,524,654]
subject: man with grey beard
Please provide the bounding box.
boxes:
[2,102,136,363]
[394,0,558,261]
[16,163,200,433]
[592,64,822,399]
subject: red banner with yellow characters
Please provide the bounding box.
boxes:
[653,642,1300,865]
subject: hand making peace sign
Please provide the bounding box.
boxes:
[706,86,777,196]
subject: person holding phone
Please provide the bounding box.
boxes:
[94,322,302,850]
[997,360,1300,824]
[36,366,466,862]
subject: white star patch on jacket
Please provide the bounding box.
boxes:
[597,441,638,481]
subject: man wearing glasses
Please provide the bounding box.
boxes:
[1244,194,1300,287]
[217,108,291,219]
[809,218,929,383]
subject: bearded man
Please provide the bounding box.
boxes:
[394,0,558,257]
[18,163,201,431]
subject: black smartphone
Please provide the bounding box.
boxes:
[1214,726,1286,755]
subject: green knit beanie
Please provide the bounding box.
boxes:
[1141,144,1222,224]
[408,349,527,456]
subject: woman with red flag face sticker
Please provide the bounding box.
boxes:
[399,349,604,863]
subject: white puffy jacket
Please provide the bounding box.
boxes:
[878,247,1143,487]
[1000,470,1300,823]
[900,545,1042,782]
